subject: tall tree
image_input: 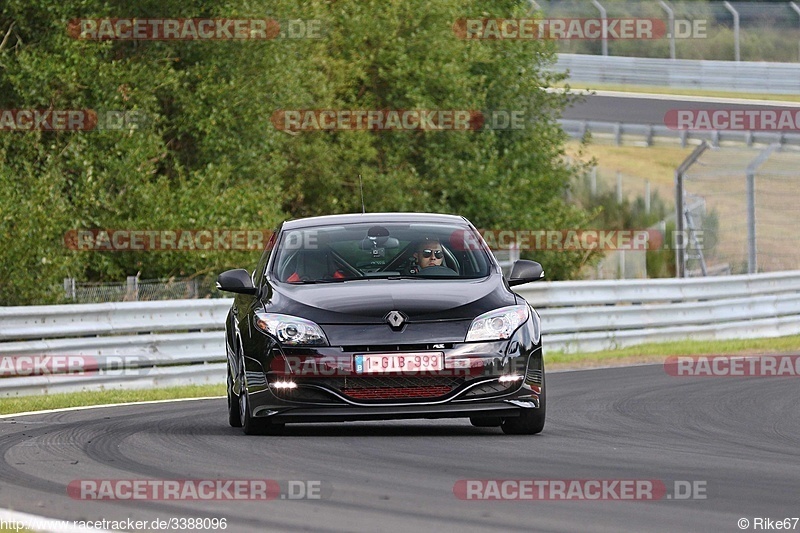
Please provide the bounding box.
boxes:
[0,0,592,305]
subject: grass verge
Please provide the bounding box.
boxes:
[0,384,225,416]
[546,334,800,369]
[3,335,800,415]
[560,82,800,103]
[565,141,690,199]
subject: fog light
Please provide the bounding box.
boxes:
[498,374,523,383]
[270,381,297,389]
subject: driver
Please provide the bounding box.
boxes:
[414,239,445,270]
[407,238,458,276]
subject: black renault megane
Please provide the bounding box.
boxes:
[216,213,546,435]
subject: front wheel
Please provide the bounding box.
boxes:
[501,386,546,435]
[239,384,262,435]
[239,370,285,435]
[227,361,242,428]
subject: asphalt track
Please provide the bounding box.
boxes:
[562,93,800,124]
[1,364,799,532]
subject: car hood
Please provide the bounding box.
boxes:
[264,277,516,324]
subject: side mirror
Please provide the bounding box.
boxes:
[508,260,545,287]
[216,269,257,295]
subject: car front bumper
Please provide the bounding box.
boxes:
[239,318,544,422]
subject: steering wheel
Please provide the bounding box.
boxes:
[414,265,458,276]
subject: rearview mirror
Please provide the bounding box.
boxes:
[508,260,545,287]
[216,269,257,295]
[360,225,400,250]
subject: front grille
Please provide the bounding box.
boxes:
[300,375,464,401]
[345,386,452,400]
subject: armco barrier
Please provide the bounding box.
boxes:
[2,270,800,396]
[560,119,800,149]
[553,54,800,95]
[514,271,800,353]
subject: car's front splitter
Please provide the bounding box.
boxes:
[250,398,535,424]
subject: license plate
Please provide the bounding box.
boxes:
[354,353,443,374]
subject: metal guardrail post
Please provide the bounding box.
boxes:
[63,277,76,301]
[591,0,608,56]
[675,142,710,278]
[745,144,781,274]
[126,276,138,301]
[659,0,676,60]
[723,1,740,62]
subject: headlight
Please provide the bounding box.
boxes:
[254,312,329,346]
[465,305,529,342]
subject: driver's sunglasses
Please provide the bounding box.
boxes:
[421,249,444,259]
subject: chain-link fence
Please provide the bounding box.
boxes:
[63,275,221,303]
[681,144,800,275]
[538,1,800,62]
[568,163,667,280]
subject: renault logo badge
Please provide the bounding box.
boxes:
[385,310,406,329]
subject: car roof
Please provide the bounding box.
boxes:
[281,212,469,230]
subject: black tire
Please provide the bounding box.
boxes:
[227,361,242,428]
[501,383,546,435]
[239,384,263,435]
[238,363,285,436]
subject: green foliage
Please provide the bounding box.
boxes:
[571,169,676,278]
[0,0,596,305]
[646,219,676,279]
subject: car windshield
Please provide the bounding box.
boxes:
[271,222,493,283]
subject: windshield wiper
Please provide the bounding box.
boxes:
[287,278,354,284]
[289,275,439,283]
